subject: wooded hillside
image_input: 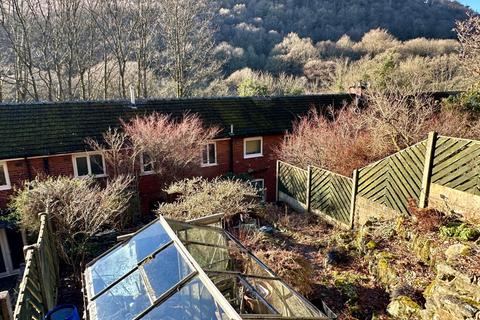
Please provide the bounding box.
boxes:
[0,0,473,102]
[216,0,469,55]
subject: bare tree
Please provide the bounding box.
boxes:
[456,13,480,79]
[0,0,39,101]
[132,0,159,98]
[89,0,138,99]
[122,112,219,182]
[156,0,221,98]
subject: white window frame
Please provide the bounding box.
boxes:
[0,162,11,191]
[72,152,107,178]
[201,142,218,167]
[243,137,263,159]
[0,229,20,278]
[140,153,155,175]
[250,178,266,201]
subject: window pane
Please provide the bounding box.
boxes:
[143,244,194,298]
[245,140,261,155]
[202,145,209,164]
[142,277,228,320]
[208,144,216,164]
[245,277,319,317]
[6,228,24,269]
[208,273,277,315]
[0,165,6,186]
[143,153,153,172]
[93,270,150,320]
[75,157,89,176]
[90,154,104,175]
[89,222,171,296]
[250,180,265,200]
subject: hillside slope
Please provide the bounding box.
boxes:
[216,0,470,55]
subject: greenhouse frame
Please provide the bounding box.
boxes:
[83,216,336,320]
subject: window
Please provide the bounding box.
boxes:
[73,153,106,178]
[250,179,265,201]
[202,142,217,166]
[141,153,154,174]
[0,162,11,191]
[244,137,263,159]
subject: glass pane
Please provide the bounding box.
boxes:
[0,241,6,273]
[245,140,261,155]
[170,222,227,248]
[6,228,24,269]
[185,244,230,272]
[202,146,208,164]
[93,270,150,320]
[245,277,319,318]
[208,274,277,315]
[75,157,89,177]
[89,222,171,296]
[208,144,216,164]
[143,153,153,172]
[250,180,264,190]
[90,154,105,175]
[142,277,228,320]
[143,244,194,299]
[0,165,6,186]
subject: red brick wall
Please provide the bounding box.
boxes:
[0,134,284,212]
[0,155,75,209]
[231,135,283,202]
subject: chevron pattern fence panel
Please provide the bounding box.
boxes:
[357,141,427,214]
[431,136,480,196]
[278,161,308,204]
[310,167,352,224]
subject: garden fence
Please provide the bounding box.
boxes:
[276,132,480,228]
[13,213,59,320]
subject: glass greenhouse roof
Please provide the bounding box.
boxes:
[84,216,335,320]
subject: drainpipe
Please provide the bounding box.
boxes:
[229,125,234,173]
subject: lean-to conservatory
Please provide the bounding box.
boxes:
[83,216,336,320]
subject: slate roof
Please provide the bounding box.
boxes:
[0,94,353,160]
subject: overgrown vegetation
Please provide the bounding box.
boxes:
[276,87,480,176]
[235,201,480,319]
[10,176,132,279]
[157,177,260,221]
[0,0,474,101]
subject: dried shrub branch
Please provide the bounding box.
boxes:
[122,112,220,183]
[274,107,375,176]
[10,175,132,277]
[156,177,259,221]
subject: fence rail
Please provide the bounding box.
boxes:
[13,213,59,320]
[276,132,480,227]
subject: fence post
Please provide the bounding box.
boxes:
[419,132,437,209]
[275,161,280,202]
[349,169,359,229]
[0,291,13,320]
[306,166,312,212]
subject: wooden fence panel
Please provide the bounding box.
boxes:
[13,250,45,320]
[14,214,59,320]
[431,136,480,196]
[310,167,352,224]
[278,161,308,204]
[36,215,59,310]
[357,141,427,214]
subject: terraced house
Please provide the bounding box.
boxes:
[0,94,353,278]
